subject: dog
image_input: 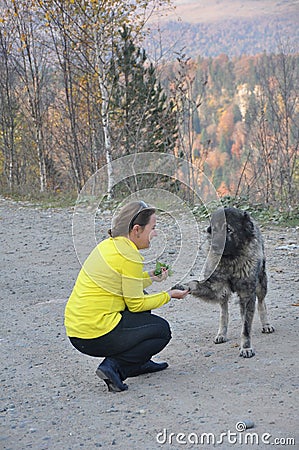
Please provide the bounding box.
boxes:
[175,207,274,358]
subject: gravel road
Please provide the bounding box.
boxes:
[1,198,298,449]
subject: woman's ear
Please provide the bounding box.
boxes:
[131,223,141,238]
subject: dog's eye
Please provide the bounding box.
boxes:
[207,225,211,234]
[227,226,233,234]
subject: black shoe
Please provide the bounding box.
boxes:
[129,360,168,377]
[96,358,128,392]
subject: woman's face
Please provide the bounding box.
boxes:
[132,213,157,249]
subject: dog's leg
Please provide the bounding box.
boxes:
[187,280,231,345]
[257,298,275,333]
[214,299,229,344]
[238,294,256,358]
[256,265,275,333]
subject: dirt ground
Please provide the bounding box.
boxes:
[1,198,298,450]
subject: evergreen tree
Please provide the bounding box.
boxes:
[111,26,177,158]
[233,104,242,123]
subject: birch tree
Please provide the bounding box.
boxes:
[39,0,172,194]
[0,8,18,190]
[8,0,50,192]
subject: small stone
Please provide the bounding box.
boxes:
[239,419,255,430]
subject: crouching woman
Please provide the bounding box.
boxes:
[64,201,189,392]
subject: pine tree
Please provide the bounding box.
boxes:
[111,26,177,158]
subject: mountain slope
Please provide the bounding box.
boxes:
[169,0,299,23]
[148,0,299,58]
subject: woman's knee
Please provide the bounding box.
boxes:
[120,310,171,343]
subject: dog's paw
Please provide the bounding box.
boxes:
[188,280,200,292]
[214,334,228,344]
[239,347,255,358]
[171,283,189,291]
[262,325,275,333]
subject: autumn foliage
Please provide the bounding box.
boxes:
[0,1,298,209]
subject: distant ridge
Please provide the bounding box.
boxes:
[147,0,299,58]
[166,0,299,23]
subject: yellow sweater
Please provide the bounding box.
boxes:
[64,237,171,338]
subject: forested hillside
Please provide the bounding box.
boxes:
[0,0,298,211]
[159,51,299,208]
[147,0,299,58]
[149,16,299,58]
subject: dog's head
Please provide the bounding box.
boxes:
[207,207,255,258]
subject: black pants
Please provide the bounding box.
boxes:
[69,310,171,378]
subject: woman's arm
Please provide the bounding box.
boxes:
[122,259,170,312]
[122,260,189,311]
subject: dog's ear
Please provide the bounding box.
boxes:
[243,211,255,238]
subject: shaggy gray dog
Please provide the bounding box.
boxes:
[177,207,274,357]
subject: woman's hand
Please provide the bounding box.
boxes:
[149,267,168,282]
[168,289,189,299]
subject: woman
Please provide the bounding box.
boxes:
[65,200,189,392]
